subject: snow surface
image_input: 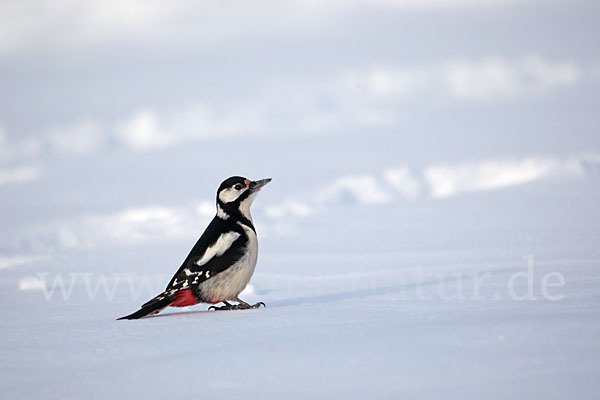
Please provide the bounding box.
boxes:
[2,175,599,399]
[1,1,600,399]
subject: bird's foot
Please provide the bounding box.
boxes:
[236,298,266,310]
[245,301,266,309]
[208,301,234,311]
[208,299,266,311]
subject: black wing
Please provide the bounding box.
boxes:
[165,217,248,290]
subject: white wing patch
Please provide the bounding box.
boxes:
[195,231,241,267]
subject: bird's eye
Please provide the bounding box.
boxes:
[234,184,243,190]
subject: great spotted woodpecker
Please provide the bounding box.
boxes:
[118,176,271,320]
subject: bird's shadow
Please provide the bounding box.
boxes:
[268,277,443,308]
[139,277,450,320]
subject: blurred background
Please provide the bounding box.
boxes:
[1,0,599,259]
[1,1,600,398]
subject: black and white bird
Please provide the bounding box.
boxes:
[118,176,271,320]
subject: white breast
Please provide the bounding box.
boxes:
[198,222,258,302]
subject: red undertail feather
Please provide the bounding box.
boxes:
[171,290,198,307]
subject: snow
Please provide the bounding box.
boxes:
[2,176,599,399]
[17,276,45,291]
[1,1,600,399]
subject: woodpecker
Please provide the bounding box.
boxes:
[118,176,271,320]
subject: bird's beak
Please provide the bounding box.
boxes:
[249,178,272,192]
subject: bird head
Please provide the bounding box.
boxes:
[216,176,271,220]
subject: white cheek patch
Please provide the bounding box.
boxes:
[219,187,246,203]
[195,231,241,267]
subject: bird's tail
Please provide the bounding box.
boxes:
[117,292,174,320]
